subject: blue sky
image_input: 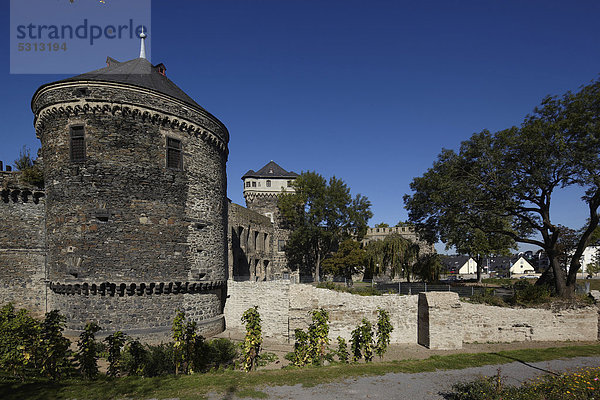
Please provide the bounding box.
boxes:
[2,0,599,253]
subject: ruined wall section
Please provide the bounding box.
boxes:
[226,283,597,348]
[0,171,46,315]
[244,193,290,278]
[228,201,274,280]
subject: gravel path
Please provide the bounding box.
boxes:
[209,356,600,400]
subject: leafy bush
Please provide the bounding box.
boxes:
[40,310,73,380]
[350,318,374,362]
[450,366,600,399]
[513,281,551,305]
[241,306,262,372]
[307,308,330,365]
[0,303,41,379]
[375,308,393,359]
[469,288,508,307]
[287,329,310,367]
[172,310,200,374]
[76,322,101,379]
[316,282,382,296]
[336,336,349,363]
[104,331,127,377]
[204,338,239,370]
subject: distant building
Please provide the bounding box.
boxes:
[361,226,435,254]
[509,257,535,275]
[441,255,477,275]
[227,161,298,281]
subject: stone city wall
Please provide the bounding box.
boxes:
[0,172,46,316]
[418,292,598,349]
[225,280,417,343]
[224,280,291,339]
[225,282,598,348]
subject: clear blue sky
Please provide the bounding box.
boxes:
[2,1,599,253]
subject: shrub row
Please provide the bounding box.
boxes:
[0,304,238,381]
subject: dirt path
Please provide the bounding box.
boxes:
[209,332,600,399]
[248,356,600,400]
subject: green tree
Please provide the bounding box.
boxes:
[14,146,43,187]
[405,78,600,297]
[365,233,419,282]
[412,253,444,282]
[404,145,516,283]
[278,171,372,282]
[321,239,366,284]
[374,222,389,228]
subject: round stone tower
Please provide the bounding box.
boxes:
[31,49,229,339]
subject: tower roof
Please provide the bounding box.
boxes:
[36,57,205,111]
[242,161,299,180]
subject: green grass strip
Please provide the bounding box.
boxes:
[2,344,600,400]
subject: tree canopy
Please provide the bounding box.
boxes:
[321,239,366,283]
[404,78,600,297]
[278,171,372,281]
[364,234,419,282]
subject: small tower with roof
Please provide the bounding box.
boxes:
[242,161,298,277]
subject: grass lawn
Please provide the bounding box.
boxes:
[3,344,600,400]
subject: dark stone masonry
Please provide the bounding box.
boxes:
[0,55,230,339]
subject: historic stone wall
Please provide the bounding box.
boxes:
[49,288,224,342]
[288,284,418,344]
[244,194,290,278]
[31,79,229,334]
[227,201,274,280]
[460,301,597,343]
[224,280,418,343]
[418,292,598,349]
[223,280,290,339]
[225,282,598,348]
[0,172,46,316]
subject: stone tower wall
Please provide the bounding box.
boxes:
[0,172,46,316]
[32,81,229,335]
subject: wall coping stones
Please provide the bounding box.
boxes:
[49,280,226,296]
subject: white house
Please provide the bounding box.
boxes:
[509,257,535,274]
[458,257,478,274]
[581,246,599,274]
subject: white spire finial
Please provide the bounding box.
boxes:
[139,27,147,59]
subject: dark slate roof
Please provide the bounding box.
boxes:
[441,255,471,269]
[486,256,515,271]
[41,57,204,110]
[241,161,299,179]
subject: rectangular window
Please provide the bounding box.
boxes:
[70,125,85,163]
[245,181,251,188]
[278,240,285,252]
[252,181,257,187]
[266,180,271,187]
[166,137,182,169]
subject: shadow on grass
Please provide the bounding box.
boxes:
[491,353,559,376]
[0,380,66,400]
[0,374,182,400]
